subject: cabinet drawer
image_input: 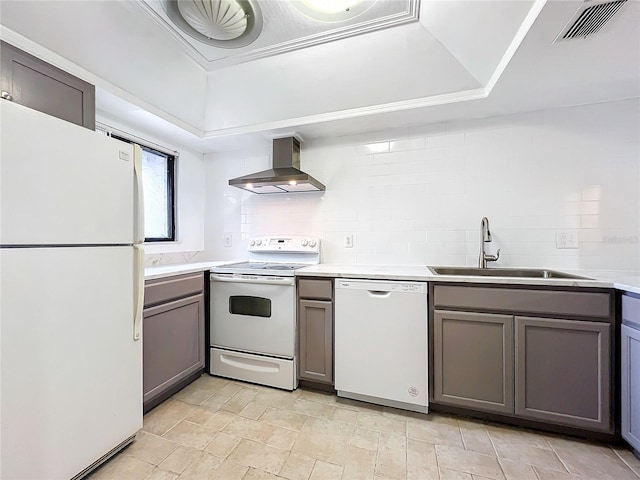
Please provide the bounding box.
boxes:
[144,272,204,308]
[298,278,333,300]
[433,285,611,320]
[622,293,640,327]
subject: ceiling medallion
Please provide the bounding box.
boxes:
[164,0,263,48]
[290,0,377,22]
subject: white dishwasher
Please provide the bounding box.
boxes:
[334,278,429,413]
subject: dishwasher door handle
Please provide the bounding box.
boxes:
[367,290,392,298]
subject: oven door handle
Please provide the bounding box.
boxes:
[210,274,295,286]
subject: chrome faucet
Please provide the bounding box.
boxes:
[479,217,500,268]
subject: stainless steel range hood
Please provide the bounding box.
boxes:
[228,137,325,194]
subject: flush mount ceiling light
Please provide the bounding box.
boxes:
[164,0,262,48]
[291,0,376,22]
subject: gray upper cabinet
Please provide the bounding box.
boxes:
[622,293,640,452]
[1,41,95,130]
[514,316,611,432]
[433,310,514,414]
[297,278,334,385]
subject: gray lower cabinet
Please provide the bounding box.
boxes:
[1,41,95,129]
[514,316,611,431]
[298,278,334,385]
[622,293,640,452]
[433,310,513,414]
[143,272,205,411]
[431,283,614,434]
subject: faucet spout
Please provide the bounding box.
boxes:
[479,217,500,268]
[481,217,492,242]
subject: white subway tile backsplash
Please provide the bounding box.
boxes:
[465,129,508,145]
[582,185,602,201]
[428,230,467,243]
[445,242,472,255]
[582,201,600,215]
[366,163,398,177]
[357,142,389,155]
[372,150,408,165]
[367,174,409,187]
[203,100,640,270]
[390,137,426,152]
[426,133,465,148]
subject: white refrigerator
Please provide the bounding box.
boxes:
[0,101,145,479]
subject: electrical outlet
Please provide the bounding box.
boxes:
[223,234,232,247]
[556,230,579,249]
[344,234,354,248]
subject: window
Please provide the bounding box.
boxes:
[111,134,176,242]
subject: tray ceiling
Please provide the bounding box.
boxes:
[0,0,638,152]
[138,0,419,69]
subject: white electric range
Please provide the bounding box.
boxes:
[209,235,320,390]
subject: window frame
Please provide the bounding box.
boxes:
[110,134,177,243]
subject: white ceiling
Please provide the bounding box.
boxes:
[0,0,638,153]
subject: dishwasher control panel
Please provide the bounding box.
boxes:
[336,279,428,293]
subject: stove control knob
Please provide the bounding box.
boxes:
[256,239,262,246]
[301,238,309,247]
[309,240,317,248]
[249,239,255,246]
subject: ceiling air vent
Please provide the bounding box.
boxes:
[557,0,628,40]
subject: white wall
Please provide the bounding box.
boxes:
[203,99,640,271]
[96,114,206,265]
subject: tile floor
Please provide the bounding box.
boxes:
[87,375,640,480]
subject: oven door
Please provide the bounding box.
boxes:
[210,273,296,358]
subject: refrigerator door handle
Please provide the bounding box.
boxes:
[133,244,145,341]
[133,145,145,244]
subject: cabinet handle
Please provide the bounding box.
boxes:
[1,91,13,101]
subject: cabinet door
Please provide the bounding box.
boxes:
[514,316,611,432]
[1,41,95,129]
[143,294,204,407]
[622,324,640,450]
[298,299,333,384]
[433,310,514,413]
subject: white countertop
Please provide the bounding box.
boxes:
[296,264,640,293]
[296,264,435,282]
[145,261,640,293]
[575,270,640,295]
[144,261,232,280]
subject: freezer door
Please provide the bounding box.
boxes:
[0,101,135,245]
[0,246,142,480]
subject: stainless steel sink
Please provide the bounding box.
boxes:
[428,266,592,280]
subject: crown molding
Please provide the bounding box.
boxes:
[202,87,489,139]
